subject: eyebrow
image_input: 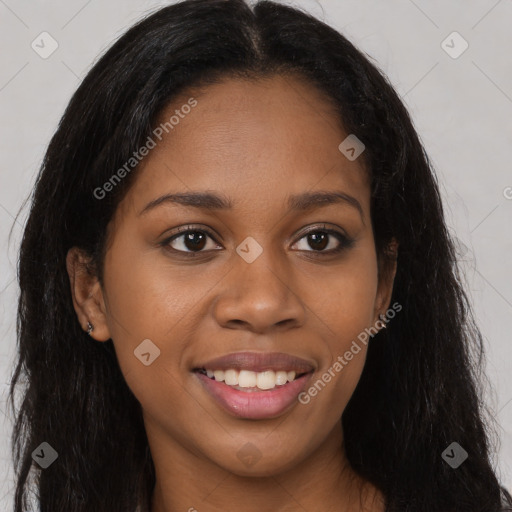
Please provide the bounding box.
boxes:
[139,190,364,221]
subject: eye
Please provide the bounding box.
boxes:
[292,225,355,255]
[161,226,221,254]
[160,224,355,257]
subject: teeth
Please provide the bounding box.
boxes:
[238,370,256,388]
[257,370,276,390]
[203,368,300,390]
[275,371,288,385]
[213,370,225,382]
[224,369,238,386]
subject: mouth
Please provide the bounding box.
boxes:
[192,351,315,419]
[194,367,311,391]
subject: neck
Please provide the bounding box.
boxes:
[148,423,384,512]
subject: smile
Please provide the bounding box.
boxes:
[193,351,315,419]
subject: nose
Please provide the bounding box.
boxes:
[211,247,306,334]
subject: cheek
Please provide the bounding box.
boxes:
[311,248,379,341]
[104,228,206,327]
[301,244,377,410]
[100,243,192,377]
[300,339,369,426]
[100,251,195,431]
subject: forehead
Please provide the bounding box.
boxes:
[117,74,370,219]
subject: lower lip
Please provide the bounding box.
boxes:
[195,371,312,420]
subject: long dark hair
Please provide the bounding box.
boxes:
[8,0,511,510]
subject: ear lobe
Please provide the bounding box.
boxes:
[66,247,111,341]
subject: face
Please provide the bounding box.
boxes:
[68,74,396,478]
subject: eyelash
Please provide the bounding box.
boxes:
[160,224,355,258]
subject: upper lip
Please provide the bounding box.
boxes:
[194,351,316,373]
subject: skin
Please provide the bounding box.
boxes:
[67,74,397,512]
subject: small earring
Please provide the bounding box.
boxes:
[379,314,387,328]
[86,322,94,336]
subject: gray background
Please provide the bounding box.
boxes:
[1,0,511,508]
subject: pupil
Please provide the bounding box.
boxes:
[185,232,206,251]
[309,232,327,251]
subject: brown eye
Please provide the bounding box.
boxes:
[293,226,355,255]
[306,232,329,251]
[177,231,208,251]
[162,227,221,254]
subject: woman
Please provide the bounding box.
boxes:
[8,0,512,510]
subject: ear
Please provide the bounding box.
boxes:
[66,247,111,341]
[373,238,399,324]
